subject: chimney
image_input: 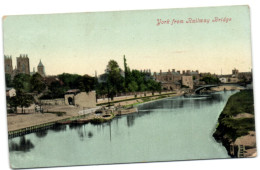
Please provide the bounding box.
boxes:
[183,70,186,74]
[187,70,191,74]
[177,71,180,74]
[160,70,162,74]
[196,70,199,73]
[172,69,175,72]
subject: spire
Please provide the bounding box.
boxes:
[38,59,44,67]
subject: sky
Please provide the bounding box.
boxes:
[3,5,252,76]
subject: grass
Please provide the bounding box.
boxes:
[97,92,176,106]
[214,90,255,141]
[122,95,169,109]
[221,90,254,117]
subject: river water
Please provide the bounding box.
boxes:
[8,91,237,168]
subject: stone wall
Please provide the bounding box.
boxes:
[41,98,65,105]
[64,91,96,108]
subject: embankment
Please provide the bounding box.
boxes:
[213,90,256,158]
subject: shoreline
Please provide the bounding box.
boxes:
[7,91,183,138]
[7,85,242,138]
[213,89,256,158]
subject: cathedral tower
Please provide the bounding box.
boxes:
[17,54,30,75]
[4,55,13,75]
[37,59,45,77]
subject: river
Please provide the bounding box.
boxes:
[8,91,237,168]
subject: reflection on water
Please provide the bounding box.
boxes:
[35,130,48,138]
[9,91,237,168]
[9,136,34,152]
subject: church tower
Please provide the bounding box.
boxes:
[4,55,13,75]
[37,60,45,77]
[17,54,30,75]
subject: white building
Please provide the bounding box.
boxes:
[219,77,227,83]
[6,87,16,98]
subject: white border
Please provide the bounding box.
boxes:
[1,0,259,170]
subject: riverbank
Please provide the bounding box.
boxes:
[7,91,182,137]
[59,92,182,125]
[211,85,244,92]
[213,89,256,158]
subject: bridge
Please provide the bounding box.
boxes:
[194,83,246,94]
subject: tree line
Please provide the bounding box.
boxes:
[5,56,161,113]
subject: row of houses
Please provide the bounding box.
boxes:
[153,68,253,91]
[218,68,252,84]
[153,69,200,90]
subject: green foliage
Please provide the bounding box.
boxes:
[221,90,254,117]
[128,81,138,92]
[7,91,34,113]
[201,75,220,84]
[96,57,161,100]
[30,73,46,94]
[39,73,96,99]
[214,90,255,142]
[13,73,31,93]
[5,73,13,87]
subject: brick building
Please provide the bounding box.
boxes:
[153,69,199,90]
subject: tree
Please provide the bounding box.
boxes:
[147,79,161,95]
[81,75,95,92]
[123,55,131,90]
[7,91,34,113]
[19,93,34,113]
[201,75,220,84]
[128,81,138,92]
[106,60,124,100]
[48,81,66,99]
[13,73,31,92]
[30,73,46,94]
[5,73,13,87]
[7,96,19,113]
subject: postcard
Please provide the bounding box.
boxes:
[3,5,256,169]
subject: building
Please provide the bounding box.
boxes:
[37,60,45,77]
[17,54,30,75]
[153,69,182,90]
[182,76,193,89]
[232,68,239,75]
[182,70,200,80]
[4,54,47,78]
[153,69,199,90]
[4,55,13,75]
[6,87,16,98]
[64,89,96,108]
[219,77,227,83]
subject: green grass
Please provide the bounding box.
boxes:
[214,90,255,141]
[221,90,254,117]
[97,92,176,106]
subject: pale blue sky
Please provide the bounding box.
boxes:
[3,5,252,76]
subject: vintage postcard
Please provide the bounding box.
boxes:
[3,5,256,169]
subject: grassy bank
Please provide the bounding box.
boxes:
[97,92,177,106]
[213,90,255,157]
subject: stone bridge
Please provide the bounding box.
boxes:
[194,83,246,94]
